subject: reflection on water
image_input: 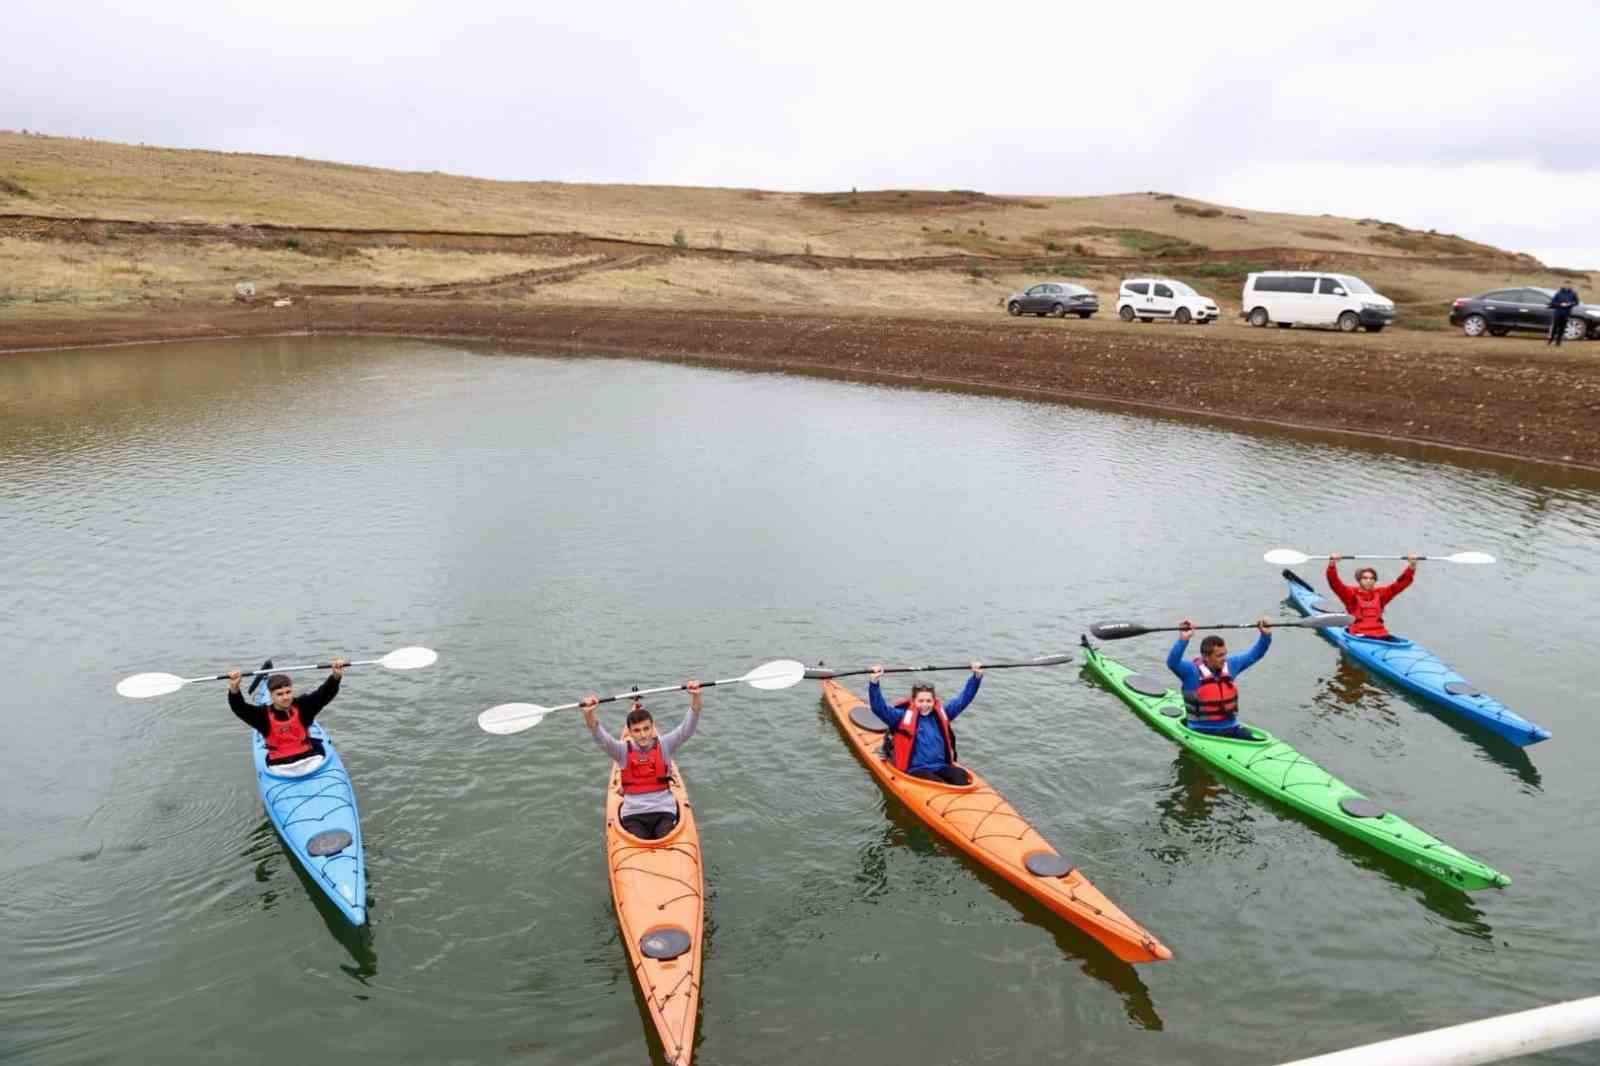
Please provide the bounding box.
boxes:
[243,823,377,982]
[1307,637,1544,791]
[823,699,1165,1031]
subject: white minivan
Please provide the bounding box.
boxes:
[1116,277,1219,324]
[1241,272,1396,332]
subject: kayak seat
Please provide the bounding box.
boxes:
[1443,681,1483,696]
[849,705,887,733]
[1023,851,1074,879]
[263,754,326,778]
[639,925,692,961]
[1122,674,1169,698]
[1338,797,1387,819]
[1159,705,1184,718]
[307,829,353,857]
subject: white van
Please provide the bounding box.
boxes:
[1241,272,1396,332]
[1116,277,1219,324]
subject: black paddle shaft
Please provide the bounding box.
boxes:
[806,654,1072,680]
[1089,618,1345,640]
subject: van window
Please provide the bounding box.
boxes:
[1253,275,1290,293]
[1317,277,1346,295]
[1153,283,1173,298]
[1127,282,1149,296]
[1283,276,1316,294]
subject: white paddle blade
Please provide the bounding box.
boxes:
[1263,548,1311,565]
[116,672,188,699]
[380,646,438,670]
[1304,613,1356,628]
[1446,551,1495,565]
[477,702,552,735]
[742,659,807,691]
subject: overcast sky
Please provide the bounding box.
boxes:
[5,0,1597,267]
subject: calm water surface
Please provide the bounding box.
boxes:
[3,336,1598,1065]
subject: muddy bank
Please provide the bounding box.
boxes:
[4,301,1598,468]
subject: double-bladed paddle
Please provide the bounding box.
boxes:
[1264,548,1495,566]
[477,658,807,736]
[1088,616,1354,640]
[116,646,438,699]
[804,652,1074,680]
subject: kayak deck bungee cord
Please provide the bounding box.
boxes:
[1080,638,1509,892]
[1283,568,1551,746]
[821,679,1172,964]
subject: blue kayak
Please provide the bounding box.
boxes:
[1283,569,1550,746]
[251,671,368,925]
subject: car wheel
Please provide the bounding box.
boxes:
[1488,327,1509,337]
[1564,317,1587,341]
[1247,307,1269,327]
[1461,314,1487,337]
[1175,307,1192,324]
[1050,303,1067,318]
[1119,306,1135,322]
[1338,311,1360,332]
[1007,301,1022,316]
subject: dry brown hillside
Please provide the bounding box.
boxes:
[1,130,1589,325]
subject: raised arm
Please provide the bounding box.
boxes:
[943,663,984,721]
[866,666,898,727]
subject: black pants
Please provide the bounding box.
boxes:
[909,765,972,785]
[1549,312,1571,346]
[621,811,679,840]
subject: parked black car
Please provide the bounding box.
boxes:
[1005,282,1098,318]
[1449,287,1598,340]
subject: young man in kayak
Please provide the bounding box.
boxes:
[866,662,984,785]
[582,681,702,841]
[1166,621,1271,740]
[1325,552,1418,639]
[226,659,347,775]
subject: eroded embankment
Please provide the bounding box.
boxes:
[3,302,1598,470]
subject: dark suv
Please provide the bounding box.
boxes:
[1449,287,1598,341]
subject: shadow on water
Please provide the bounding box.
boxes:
[244,821,378,982]
[817,700,1164,1030]
[1310,649,1543,791]
[1153,755,1494,940]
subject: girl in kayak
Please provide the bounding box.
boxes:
[226,660,347,775]
[582,682,702,840]
[1166,621,1271,740]
[1326,552,1418,639]
[867,662,984,785]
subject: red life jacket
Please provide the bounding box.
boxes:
[619,740,674,794]
[888,697,957,771]
[1346,587,1390,638]
[1185,659,1239,722]
[263,704,315,761]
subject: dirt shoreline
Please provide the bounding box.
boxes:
[5,301,1599,471]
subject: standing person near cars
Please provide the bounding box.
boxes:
[1549,285,1581,346]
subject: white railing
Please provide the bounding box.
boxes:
[1275,995,1600,1066]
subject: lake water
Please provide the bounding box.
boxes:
[3,335,1598,1065]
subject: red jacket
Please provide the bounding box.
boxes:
[1326,561,1415,638]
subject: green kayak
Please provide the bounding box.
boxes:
[1080,638,1509,892]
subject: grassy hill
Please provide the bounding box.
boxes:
[1,130,1588,324]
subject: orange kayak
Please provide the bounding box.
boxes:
[821,679,1172,964]
[605,765,704,1066]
